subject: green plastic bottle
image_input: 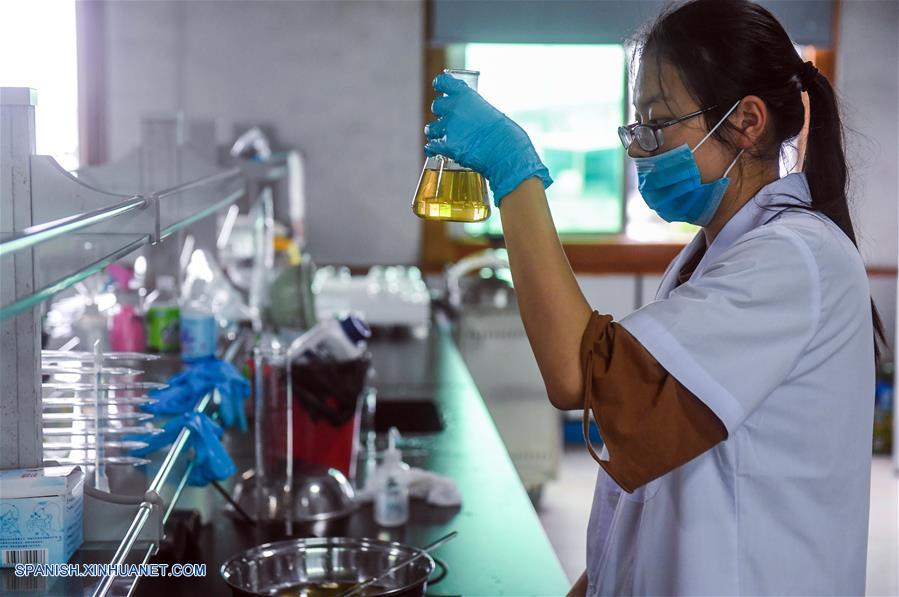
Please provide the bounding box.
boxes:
[145,275,181,353]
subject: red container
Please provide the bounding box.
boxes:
[292,393,362,479]
[248,356,369,481]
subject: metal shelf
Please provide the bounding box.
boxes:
[0,89,283,595]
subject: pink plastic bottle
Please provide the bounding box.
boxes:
[107,264,146,352]
[110,304,145,352]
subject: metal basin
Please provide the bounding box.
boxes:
[220,536,435,596]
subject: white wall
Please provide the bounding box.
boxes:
[838,0,898,268]
[103,0,424,266]
[837,0,899,353]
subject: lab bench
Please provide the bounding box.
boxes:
[134,322,569,596]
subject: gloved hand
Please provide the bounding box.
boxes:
[425,72,552,206]
[127,412,236,486]
[142,358,250,432]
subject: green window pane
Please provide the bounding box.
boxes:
[459,44,626,237]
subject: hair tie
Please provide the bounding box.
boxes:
[798,61,819,91]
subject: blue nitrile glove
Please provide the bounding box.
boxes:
[184,412,236,486]
[425,72,553,207]
[142,358,250,432]
[207,359,251,433]
[128,412,236,486]
[142,370,213,415]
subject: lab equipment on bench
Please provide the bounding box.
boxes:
[40,345,166,490]
[372,427,410,527]
[289,314,371,363]
[313,266,430,329]
[0,89,263,593]
[289,361,372,478]
[413,69,491,223]
[226,465,359,536]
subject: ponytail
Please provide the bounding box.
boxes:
[801,63,887,363]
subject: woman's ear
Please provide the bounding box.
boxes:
[730,95,768,149]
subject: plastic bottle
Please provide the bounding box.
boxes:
[145,276,181,353]
[373,427,410,527]
[108,264,146,352]
[109,292,146,352]
[289,314,371,362]
[181,295,217,362]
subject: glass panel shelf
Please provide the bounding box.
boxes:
[0,197,146,258]
[156,170,245,239]
[1,164,245,321]
[1,232,149,320]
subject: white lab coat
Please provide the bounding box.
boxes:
[586,173,875,595]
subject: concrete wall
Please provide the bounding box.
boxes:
[103,0,423,266]
[837,0,899,354]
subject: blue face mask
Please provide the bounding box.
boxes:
[632,101,743,227]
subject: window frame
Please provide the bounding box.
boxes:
[453,42,631,238]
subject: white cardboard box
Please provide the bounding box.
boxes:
[0,466,84,567]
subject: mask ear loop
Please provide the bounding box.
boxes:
[722,149,744,178]
[691,99,742,154]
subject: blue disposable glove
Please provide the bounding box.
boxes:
[425,73,553,206]
[142,358,250,432]
[128,412,236,486]
[142,370,213,415]
[215,361,250,433]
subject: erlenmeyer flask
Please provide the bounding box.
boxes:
[412,69,491,223]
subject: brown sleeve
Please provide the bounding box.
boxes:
[579,311,727,493]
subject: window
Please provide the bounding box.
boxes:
[453,43,627,237]
[0,0,79,169]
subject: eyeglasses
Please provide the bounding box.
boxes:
[618,106,717,153]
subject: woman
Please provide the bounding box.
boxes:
[424,0,884,594]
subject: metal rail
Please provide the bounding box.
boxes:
[92,332,246,597]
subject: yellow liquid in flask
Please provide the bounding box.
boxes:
[412,168,490,222]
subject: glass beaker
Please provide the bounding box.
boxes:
[249,337,293,529]
[412,69,491,223]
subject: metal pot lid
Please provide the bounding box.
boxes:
[229,467,359,523]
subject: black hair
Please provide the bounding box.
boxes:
[635,0,886,362]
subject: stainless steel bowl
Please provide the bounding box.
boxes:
[228,468,359,536]
[220,536,435,596]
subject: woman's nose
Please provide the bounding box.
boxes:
[628,141,651,159]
